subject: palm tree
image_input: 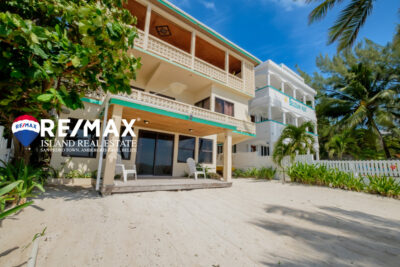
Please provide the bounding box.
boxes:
[306,0,397,51]
[324,130,359,159]
[273,121,316,183]
[318,62,398,158]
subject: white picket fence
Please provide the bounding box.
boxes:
[315,160,400,177]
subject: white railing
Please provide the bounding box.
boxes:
[228,74,243,91]
[131,30,254,96]
[117,90,255,134]
[194,57,227,83]
[147,35,192,68]
[316,160,400,177]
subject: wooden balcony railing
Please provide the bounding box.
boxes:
[133,29,254,96]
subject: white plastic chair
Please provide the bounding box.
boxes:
[186,158,206,180]
[115,154,137,182]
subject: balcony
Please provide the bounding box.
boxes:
[133,29,254,96]
[87,89,255,135]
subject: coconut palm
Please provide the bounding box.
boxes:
[273,121,316,183]
[306,0,399,50]
[325,130,359,159]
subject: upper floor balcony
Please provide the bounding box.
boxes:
[126,0,257,97]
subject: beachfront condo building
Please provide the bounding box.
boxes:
[48,0,260,192]
[231,60,319,168]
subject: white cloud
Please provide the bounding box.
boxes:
[263,0,307,11]
[201,1,216,11]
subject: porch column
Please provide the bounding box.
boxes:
[282,112,286,124]
[294,117,298,127]
[268,104,272,120]
[143,4,152,49]
[223,130,232,182]
[241,60,246,90]
[225,51,229,82]
[267,73,270,86]
[102,105,123,191]
[281,81,285,93]
[303,95,306,104]
[293,88,297,99]
[268,102,273,155]
[191,31,196,69]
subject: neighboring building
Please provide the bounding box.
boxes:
[233,60,319,168]
[49,0,260,191]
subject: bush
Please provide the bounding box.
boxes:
[0,160,46,219]
[232,167,276,180]
[288,163,400,198]
[65,170,97,179]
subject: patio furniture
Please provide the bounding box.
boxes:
[116,154,137,182]
[186,158,206,180]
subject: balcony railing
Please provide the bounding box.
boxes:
[133,29,253,96]
[88,90,255,134]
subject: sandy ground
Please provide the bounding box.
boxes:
[1,179,400,267]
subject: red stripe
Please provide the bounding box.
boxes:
[13,115,38,123]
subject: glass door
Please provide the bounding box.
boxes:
[136,130,174,176]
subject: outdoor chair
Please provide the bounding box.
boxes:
[186,158,206,180]
[116,154,137,182]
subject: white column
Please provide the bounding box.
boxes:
[241,61,246,90]
[282,112,286,124]
[225,51,229,81]
[223,131,232,182]
[102,105,123,192]
[295,117,298,127]
[143,4,152,49]
[267,73,271,86]
[293,89,296,99]
[191,31,196,69]
[268,105,272,120]
[281,81,285,93]
[303,95,306,104]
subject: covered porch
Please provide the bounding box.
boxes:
[97,94,249,194]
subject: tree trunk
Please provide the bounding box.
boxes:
[12,135,31,165]
[371,120,391,159]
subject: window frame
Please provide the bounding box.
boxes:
[198,138,213,164]
[177,135,196,163]
[194,97,211,110]
[214,97,235,117]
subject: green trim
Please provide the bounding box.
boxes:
[135,47,253,98]
[256,119,319,136]
[81,97,103,105]
[157,0,261,64]
[109,98,237,131]
[256,85,315,110]
[233,130,256,137]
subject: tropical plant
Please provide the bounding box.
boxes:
[256,167,277,180]
[273,121,316,183]
[298,39,400,160]
[0,181,33,220]
[306,0,399,50]
[65,170,97,179]
[324,129,359,159]
[366,175,400,197]
[232,167,276,180]
[0,160,45,204]
[0,0,141,162]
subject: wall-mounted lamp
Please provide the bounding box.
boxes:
[144,120,149,125]
[189,129,193,133]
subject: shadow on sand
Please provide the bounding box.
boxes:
[253,205,400,266]
[37,185,100,202]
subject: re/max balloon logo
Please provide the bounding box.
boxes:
[12,115,135,147]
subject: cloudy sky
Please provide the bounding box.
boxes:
[168,0,399,74]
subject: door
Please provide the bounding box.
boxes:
[136,130,174,176]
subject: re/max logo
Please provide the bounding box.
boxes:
[15,122,38,129]
[40,119,135,138]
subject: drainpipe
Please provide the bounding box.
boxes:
[96,94,110,191]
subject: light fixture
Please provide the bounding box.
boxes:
[189,129,193,133]
[155,25,171,37]
[144,120,149,125]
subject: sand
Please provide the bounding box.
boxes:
[1,179,399,267]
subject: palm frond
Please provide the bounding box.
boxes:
[307,0,345,24]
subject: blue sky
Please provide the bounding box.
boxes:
[168,0,399,74]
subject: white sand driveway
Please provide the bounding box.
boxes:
[1,179,400,266]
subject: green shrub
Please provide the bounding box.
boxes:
[288,163,399,198]
[232,167,276,179]
[65,170,96,179]
[208,172,221,179]
[367,175,400,197]
[256,167,276,180]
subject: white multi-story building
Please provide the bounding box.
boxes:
[235,60,319,163]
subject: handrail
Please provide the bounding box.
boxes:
[256,85,314,110]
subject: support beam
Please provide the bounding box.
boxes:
[303,95,306,104]
[282,112,286,124]
[281,81,285,93]
[294,117,298,127]
[267,73,271,86]
[223,131,232,182]
[225,51,229,81]
[143,4,152,49]
[102,105,123,192]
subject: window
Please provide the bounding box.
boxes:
[217,144,223,154]
[198,138,213,164]
[102,127,133,160]
[250,145,257,152]
[260,116,267,122]
[250,115,255,123]
[62,118,98,158]
[261,146,269,156]
[215,97,234,116]
[178,135,195,163]
[194,97,210,110]
[233,145,237,154]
